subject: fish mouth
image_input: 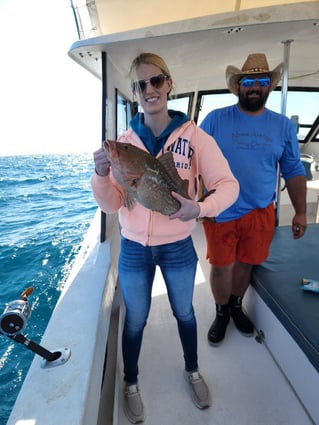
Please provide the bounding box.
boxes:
[104,139,115,153]
[103,140,119,161]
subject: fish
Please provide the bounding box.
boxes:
[104,140,190,215]
[197,188,216,222]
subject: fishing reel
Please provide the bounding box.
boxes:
[0,287,71,368]
[0,287,33,336]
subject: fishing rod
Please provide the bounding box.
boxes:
[0,287,70,368]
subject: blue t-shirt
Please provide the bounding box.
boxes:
[200,104,305,222]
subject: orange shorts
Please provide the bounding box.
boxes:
[202,203,276,267]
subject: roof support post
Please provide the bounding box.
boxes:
[100,51,107,242]
[280,39,294,115]
[275,39,294,225]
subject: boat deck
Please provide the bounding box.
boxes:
[111,223,314,425]
[6,196,318,425]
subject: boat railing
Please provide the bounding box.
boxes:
[6,208,121,425]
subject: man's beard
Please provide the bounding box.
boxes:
[238,90,269,112]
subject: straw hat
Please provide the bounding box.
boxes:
[226,53,284,95]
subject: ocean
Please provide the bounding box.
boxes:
[0,153,97,425]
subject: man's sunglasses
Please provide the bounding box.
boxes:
[132,74,168,92]
[240,77,271,87]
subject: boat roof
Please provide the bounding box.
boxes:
[68,1,319,95]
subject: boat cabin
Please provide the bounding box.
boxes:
[6,2,319,424]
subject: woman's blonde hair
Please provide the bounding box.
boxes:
[129,52,171,89]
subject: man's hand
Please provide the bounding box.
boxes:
[292,213,307,239]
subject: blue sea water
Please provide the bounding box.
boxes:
[0,153,97,424]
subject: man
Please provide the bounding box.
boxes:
[200,53,307,346]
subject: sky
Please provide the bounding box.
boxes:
[0,0,101,156]
[1,1,317,156]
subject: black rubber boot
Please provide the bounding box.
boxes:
[229,295,254,336]
[207,303,230,346]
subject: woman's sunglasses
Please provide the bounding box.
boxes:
[240,77,271,87]
[132,74,168,92]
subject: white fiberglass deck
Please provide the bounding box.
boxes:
[113,223,314,425]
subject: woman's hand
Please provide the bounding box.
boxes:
[169,192,200,221]
[93,147,111,176]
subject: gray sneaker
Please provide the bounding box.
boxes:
[123,383,145,423]
[184,370,211,409]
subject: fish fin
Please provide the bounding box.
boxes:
[158,152,179,178]
[198,188,216,202]
[158,152,190,198]
[124,192,136,210]
[180,179,190,198]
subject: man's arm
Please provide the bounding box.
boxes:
[285,175,307,239]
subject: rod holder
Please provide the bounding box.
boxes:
[0,287,71,368]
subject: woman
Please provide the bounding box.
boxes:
[91,52,239,424]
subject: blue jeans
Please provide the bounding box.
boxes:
[119,235,199,383]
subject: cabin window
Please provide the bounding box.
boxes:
[196,88,319,143]
[196,91,236,125]
[134,94,193,118]
[116,89,134,138]
[168,93,194,119]
[266,89,319,143]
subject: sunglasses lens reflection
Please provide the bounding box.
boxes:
[257,78,270,86]
[137,81,147,91]
[151,75,166,88]
[134,74,167,92]
[241,77,270,87]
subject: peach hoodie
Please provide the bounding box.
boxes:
[91,120,239,246]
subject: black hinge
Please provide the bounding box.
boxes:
[255,329,265,344]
